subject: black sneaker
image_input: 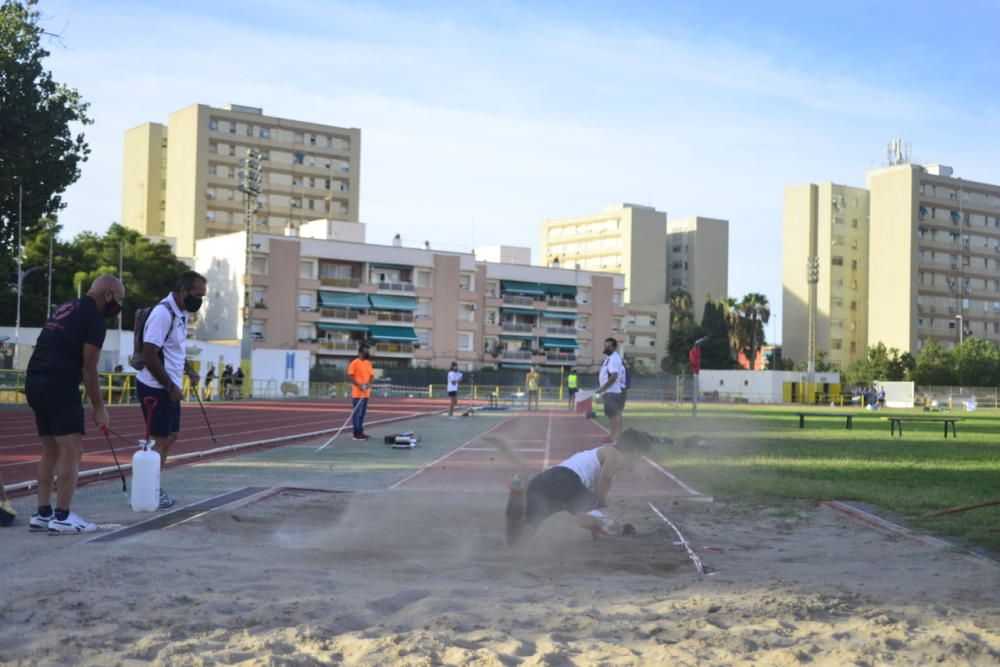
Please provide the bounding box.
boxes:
[158,489,177,509]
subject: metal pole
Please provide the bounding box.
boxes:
[46,228,53,316]
[118,241,124,365]
[692,373,698,417]
[14,185,23,369]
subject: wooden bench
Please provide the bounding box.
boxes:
[883,416,964,438]
[795,412,857,430]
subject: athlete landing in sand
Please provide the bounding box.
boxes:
[501,428,652,547]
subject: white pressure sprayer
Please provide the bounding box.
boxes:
[131,396,161,512]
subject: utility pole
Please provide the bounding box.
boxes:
[238,148,264,398]
[805,184,820,404]
[118,241,124,365]
[14,185,23,370]
[46,227,53,317]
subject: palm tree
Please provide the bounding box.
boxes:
[669,289,694,328]
[739,293,771,370]
[718,297,741,360]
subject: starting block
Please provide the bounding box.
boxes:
[384,432,420,448]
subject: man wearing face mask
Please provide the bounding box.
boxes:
[595,337,626,445]
[347,343,374,440]
[137,271,207,508]
[25,274,125,534]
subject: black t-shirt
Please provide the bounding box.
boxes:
[26,297,107,383]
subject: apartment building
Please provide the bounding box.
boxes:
[540,203,729,370]
[782,183,870,368]
[122,103,361,258]
[193,219,626,372]
[868,163,1000,353]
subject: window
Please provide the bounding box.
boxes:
[831,256,844,266]
[486,310,496,325]
[416,330,431,347]
[416,300,431,318]
[260,127,270,139]
[209,118,218,130]
[298,292,314,310]
[297,324,313,342]
[486,281,497,297]
[458,332,473,351]
[293,152,304,165]
[251,320,265,340]
[252,288,266,306]
[459,273,473,291]
[415,270,432,288]
[251,257,267,275]
[459,304,475,322]
[299,260,314,279]
[246,125,253,137]
[229,121,236,134]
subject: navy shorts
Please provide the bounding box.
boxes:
[448,390,457,398]
[524,466,600,525]
[25,374,85,437]
[137,381,181,437]
[602,391,626,417]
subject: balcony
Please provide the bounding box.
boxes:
[545,298,577,309]
[501,322,534,333]
[319,307,362,320]
[374,342,415,355]
[546,325,577,336]
[377,281,415,293]
[319,276,361,289]
[318,340,359,352]
[373,311,414,323]
[502,294,535,307]
[501,349,533,361]
[545,351,576,364]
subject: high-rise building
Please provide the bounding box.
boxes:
[783,161,1000,367]
[868,163,1000,353]
[540,203,729,371]
[193,220,626,372]
[782,183,870,368]
[122,103,361,258]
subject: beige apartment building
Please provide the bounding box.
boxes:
[122,103,361,258]
[540,203,729,371]
[868,163,1000,353]
[193,219,626,373]
[782,183,870,368]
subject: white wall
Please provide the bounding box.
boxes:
[698,370,841,404]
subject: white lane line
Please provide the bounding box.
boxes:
[461,447,545,452]
[543,412,553,469]
[388,416,514,490]
[641,455,708,498]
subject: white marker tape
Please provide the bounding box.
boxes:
[649,501,708,576]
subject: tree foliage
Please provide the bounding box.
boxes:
[0,0,91,257]
[697,299,734,370]
[842,342,915,385]
[0,223,192,329]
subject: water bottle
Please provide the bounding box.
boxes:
[130,439,161,512]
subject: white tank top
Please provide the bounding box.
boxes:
[557,447,603,490]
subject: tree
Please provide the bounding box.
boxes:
[718,296,741,360]
[794,350,837,372]
[0,0,92,259]
[842,342,912,385]
[668,289,693,327]
[697,299,733,369]
[952,338,1000,387]
[912,339,955,386]
[738,292,770,370]
[664,319,702,374]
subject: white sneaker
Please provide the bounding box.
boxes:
[48,512,98,535]
[29,512,53,532]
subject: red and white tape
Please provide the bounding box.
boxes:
[649,501,708,575]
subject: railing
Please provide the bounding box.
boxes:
[320,307,362,319]
[545,298,577,309]
[501,322,534,333]
[375,342,415,354]
[545,351,576,363]
[501,350,533,360]
[373,311,414,323]
[502,294,535,306]
[377,281,415,292]
[320,276,361,288]
[545,326,577,335]
[318,340,359,351]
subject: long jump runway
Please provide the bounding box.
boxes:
[0,398,452,491]
[391,410,709,500]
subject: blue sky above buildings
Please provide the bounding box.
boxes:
[39,1,1000,340]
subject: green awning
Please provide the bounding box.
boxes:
[499,307,539,316]
[368,325,418,342]
[319,291,370,308]
[541,283,578,297]
[501,280,545,295]
[500,333,534,339]
[540,337,580,349]
[541,311,579,320]
[368,294,418,311]
[316,322,368,332]
[370,262,412,271]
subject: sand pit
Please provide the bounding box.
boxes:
[1,490,997,665]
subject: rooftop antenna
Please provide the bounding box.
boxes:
[885,138,912,166]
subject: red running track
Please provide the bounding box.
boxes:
[0,398,451,491]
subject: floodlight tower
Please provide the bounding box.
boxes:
[238,148,264,397]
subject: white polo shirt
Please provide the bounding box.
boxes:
[137,294,187,389]
[599,351,624,394]
[447,371,463,392]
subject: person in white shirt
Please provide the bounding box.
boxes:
[446,362,463,417]
[596,337,626,444]
[137,271,206,509]
[502,428,652,547]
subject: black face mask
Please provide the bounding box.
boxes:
[604,347,613,356]
[361,351,371,360]
[103,295,122,319]
[184,294,203,313]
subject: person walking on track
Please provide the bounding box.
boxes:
[566,368,579,410]
[596,337,626,444]
[525,365,540,412]
[446,362,463,418]
[502,428,652,547]
[136,271,207,509]
[348,343,374,440]
[26,274,125,534]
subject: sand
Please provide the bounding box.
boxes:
[0,489,997,666]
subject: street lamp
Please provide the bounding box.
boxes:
[238,148,264,397]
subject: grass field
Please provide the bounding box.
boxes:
[607,403,1000,556]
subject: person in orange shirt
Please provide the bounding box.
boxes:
[347,343,374,440]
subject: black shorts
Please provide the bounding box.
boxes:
[25,374,85,437]
[137,381,181,437]
[524,466,600,525]
[448,390,457,398]
[603,391,626,417]
[568,387,578,397]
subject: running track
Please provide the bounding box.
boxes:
[0,398,451,492]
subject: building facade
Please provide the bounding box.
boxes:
[193,220,626,373]
[665,216,730,321]
[123,103,361,258]
[782,183,870,368]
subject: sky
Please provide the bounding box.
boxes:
[36,0,1000,340]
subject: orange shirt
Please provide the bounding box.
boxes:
[348,357,374,398]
